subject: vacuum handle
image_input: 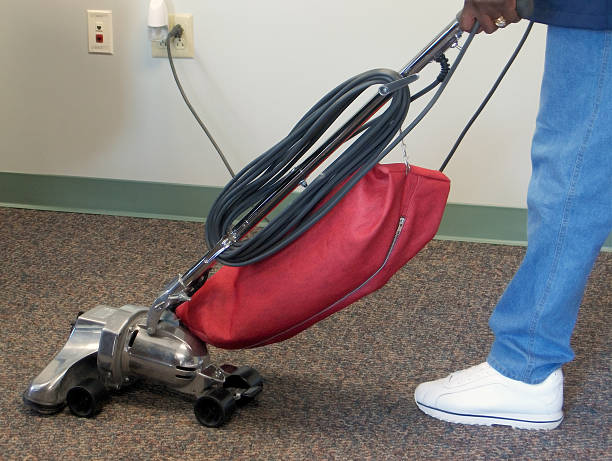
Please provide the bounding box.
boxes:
[402,0,534,77]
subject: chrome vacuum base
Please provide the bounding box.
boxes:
[23,305,262,427]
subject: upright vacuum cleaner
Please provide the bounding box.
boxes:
[24,2,534,427]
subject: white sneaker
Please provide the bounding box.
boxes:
[414,362,564,430]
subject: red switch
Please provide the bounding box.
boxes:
[96,33,104,43]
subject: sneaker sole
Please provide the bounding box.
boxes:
[416,401,563,430]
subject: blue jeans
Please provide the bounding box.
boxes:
[487,26,612,384]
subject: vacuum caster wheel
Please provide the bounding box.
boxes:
[224,366,263,405]
[194,388,236,428]
[66,378,107,418]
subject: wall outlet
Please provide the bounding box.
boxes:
[152,13,194,58]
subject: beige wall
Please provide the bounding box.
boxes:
[0,0,547,208]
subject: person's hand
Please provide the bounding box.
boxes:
[460,0,521,34]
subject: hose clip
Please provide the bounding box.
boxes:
[378,74,419,96]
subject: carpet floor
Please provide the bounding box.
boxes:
[1,207,610,460]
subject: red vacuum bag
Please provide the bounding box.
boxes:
[176,163,450,349]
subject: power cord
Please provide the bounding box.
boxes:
[166,24,236,178]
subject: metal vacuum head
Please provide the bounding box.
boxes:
[24,305,262,427]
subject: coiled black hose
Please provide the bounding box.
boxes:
[205,68,411,266]
[204,20,483,269]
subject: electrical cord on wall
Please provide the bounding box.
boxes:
[166,24,236,178]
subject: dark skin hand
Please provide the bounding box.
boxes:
[460,0,521,34]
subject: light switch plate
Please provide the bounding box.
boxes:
[87,10,113,54]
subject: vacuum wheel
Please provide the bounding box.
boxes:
[223,366,263,405]
[66,378,107,418]
[194,388,236,428]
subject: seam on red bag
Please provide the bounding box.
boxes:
[246,214,408,348]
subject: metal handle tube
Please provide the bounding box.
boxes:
[400,0,534,79]
[146,236,235,334]
[399,18,462,77]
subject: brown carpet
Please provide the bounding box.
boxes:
[1,207,610,460]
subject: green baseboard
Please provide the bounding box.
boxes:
[1,172,610,250]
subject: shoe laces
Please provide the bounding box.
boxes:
[447,363,492,386]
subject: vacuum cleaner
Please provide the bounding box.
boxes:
[24,2,534,427]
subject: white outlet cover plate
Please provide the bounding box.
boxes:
[87,10,113,54]
[152,13,194,58]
